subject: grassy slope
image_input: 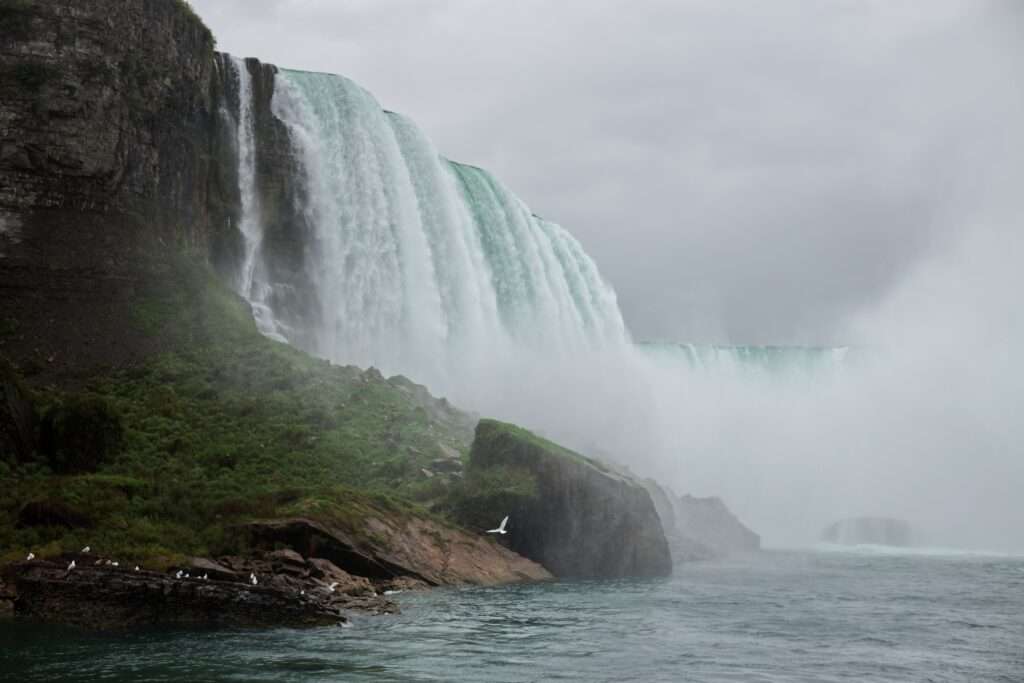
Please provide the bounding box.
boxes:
[0,257,475,566]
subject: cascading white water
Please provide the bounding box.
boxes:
[269,69,628,392]
[230,60,900,549]
[226,57,287,343]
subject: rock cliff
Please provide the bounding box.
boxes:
[452,420,672,579]
[642,480,760,561]
[0,0,230,378]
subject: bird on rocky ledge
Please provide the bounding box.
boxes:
[487,515,510,535]
[175,570,183,579]
[26,552,34,561]
[202,574,208,581]
[327,582,338,593]
[81,546,91,553]
[250,573,258,586]
[67,560,76,571]
[134,566,140,572]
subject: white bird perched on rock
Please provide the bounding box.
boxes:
[250,573,258,586]
[184,572,190,579]
[300,590,305,596]
[112,562,119,567]
[487,515,509,535]
[202,574,208,581]
[94,559,103,566]
[81,546,91,553]
[175,570,183,579]
[26,552,34,561]
[134,566,140,572]
[67,560,76,571]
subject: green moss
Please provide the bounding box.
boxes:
[472,419,609,473]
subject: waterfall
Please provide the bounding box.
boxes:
[268,68,627,390]
[225,57,286,343]
[219,58,863,548]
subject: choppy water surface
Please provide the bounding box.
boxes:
[3,549,1022,682]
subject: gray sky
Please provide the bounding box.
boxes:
[190,0,1021,345]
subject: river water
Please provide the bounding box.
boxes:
[3,548,1022,682]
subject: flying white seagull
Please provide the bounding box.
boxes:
[487,515,509,535]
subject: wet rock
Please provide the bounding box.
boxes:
[186,557,239,582]
[268,548,306,567]
[3,560,346,630]
[454,419,672,579]
[307,558,375,597]
[241,514,551,587]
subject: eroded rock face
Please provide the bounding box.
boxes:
[240,515,551,587]
[0,1,238,378]
[455,420,672,579]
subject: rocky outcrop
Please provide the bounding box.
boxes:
[642,481,760,562]
[452,420,672,579]
[4,559,354,630]
[674,494,760,557]
[821,517,913,547]
[240,515,551,587]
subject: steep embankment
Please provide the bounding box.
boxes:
[451,420,672,579]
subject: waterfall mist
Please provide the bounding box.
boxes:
[217,45,1022,552]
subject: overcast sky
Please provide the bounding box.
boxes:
[190,0,1021,345]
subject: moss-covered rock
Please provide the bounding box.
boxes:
[455,419,671,579]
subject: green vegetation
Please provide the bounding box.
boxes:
[443,463,538,532]
[0,257,474,565]
[471,419,609,473]
[170,0,215,50]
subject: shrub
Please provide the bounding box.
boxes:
[40,394,123,474]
